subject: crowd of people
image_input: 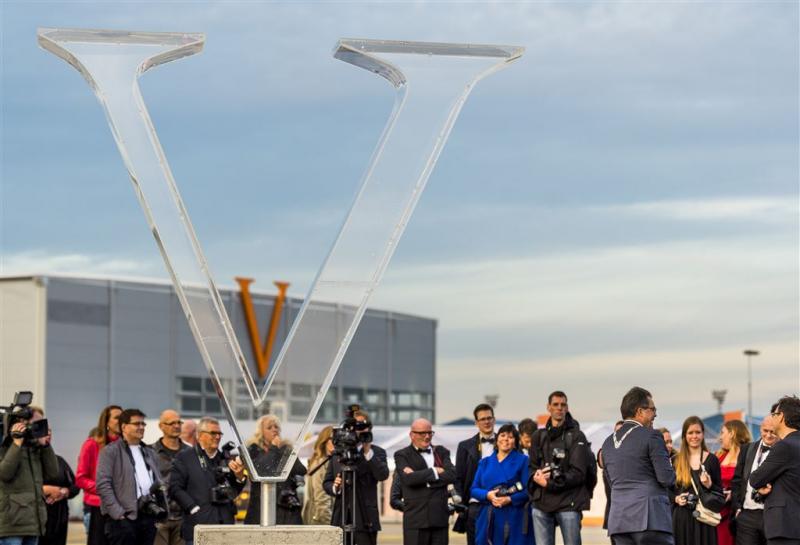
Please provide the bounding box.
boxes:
[0,389,798,545]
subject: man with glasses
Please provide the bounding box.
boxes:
[731,411,781,545]
[152,410,189,545]
[455,403,496,545]
[529,391,592,545]
[601,387,675,545]
[749,396,800,545]
[170,417,245,545]
[96,408,165,545]
[395,419,456,545]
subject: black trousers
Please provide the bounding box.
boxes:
[105,515,157,545]
[737,509,766,545]
[613,530,675,545]
[466,502,480,545]
[404,527,449,545]
[345,531,377,545]
[767,540,800,545]
[88,505,109,545]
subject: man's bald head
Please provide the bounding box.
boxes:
[409,418,434,449]
[181,419,197,446]
[158,409,182,440]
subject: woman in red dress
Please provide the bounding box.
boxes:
[716,419,751,545]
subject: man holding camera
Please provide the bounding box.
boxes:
[152,409,189,545]
[96,408,165,545]
[170,417,245,545]
[0,396,58,545]
[730,414,780,545]
[323,409,389,545]
[529,391,591,545]
[749,395,800,545]
[395,418,456,545]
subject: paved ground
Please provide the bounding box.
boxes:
[67,521,612,544]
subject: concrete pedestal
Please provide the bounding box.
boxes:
[195,525,343,545]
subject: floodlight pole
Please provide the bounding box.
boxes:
[743,349,760,426]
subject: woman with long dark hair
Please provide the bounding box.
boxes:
[672,416,724,545]
[470,423,533,545]
[76,404,121,545]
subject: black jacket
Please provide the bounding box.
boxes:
[151,438,189,520]
[529,413,590,512]
[394,444,456,530]
[389,469,404,512]
[243,443,306,525]
[455,433,483,499]
[169,446,245,541]
[42,454,80,545]
[323,444,389,532]
[730,439,762,515]
[749,430,800,541]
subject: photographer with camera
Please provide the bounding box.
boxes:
[243,415,307,525]
[0,392,58,545]
[529,391,592,545]
[96,408,166,545]
[323,407,389,545]
[169,417,245,545]
[730,414,780,545]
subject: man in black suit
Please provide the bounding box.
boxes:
[395,418,456,545]
[455,403,496,545]
[731,414,780,545]
[750,395,800,545]
[169,417,246,545]
[323,409,389,545]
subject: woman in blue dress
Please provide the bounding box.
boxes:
[471,423,534,545]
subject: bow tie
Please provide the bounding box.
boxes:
[416,447,432,454]
[480,436,495,444]
[760,446,771,453]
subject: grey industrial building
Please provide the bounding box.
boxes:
[0,274,436,466]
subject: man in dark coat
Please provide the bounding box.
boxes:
[323,410,389,545]
[151,409,189,545]
[455,403,496,545]
[749,395,800,545]
[601,387,675,545]
[730,416,780,545]
[395,418,456,545]
[169,417,245,545]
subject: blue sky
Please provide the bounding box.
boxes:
[1,1,798,423]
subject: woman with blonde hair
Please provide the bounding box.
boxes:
[302,426,334,525]
[244,415,307,525]
[716,420,751,545]
[672,416,725,545]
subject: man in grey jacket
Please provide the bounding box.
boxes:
[97,408,165,545]
[601,387,676,545]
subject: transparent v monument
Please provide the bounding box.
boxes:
[38,28,522,486]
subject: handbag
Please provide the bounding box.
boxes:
[690,474,722,527]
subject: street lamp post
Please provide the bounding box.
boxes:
[743,349,760,426]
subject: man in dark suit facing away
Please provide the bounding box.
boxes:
[395,418,456,545]
[749,395,800,545]
[455,403,496,545]
[730,413,781,545]
[601,386,676,545]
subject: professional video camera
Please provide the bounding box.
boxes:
[137,482,169,521]
[331,404,373,465]
[210,441,239,505]
[0,391,49,445]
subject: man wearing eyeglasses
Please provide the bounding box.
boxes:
[601,387,675,545]
[749,395,800,545]
[455,403,497,545]
[395,419,456,545]
[152,410,190,545]
[96,408,165,545]
[170,417,245,545]
[731,410,781,545]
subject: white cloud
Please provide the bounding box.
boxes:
[599,196,798,223]
[0,251,158,278]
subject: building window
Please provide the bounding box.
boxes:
[177,375,230,417]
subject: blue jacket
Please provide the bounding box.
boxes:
[601,421,675,535]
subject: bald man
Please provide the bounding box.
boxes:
[180,419,196,447]
[395,419,456,545]
[153,409,190,545]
